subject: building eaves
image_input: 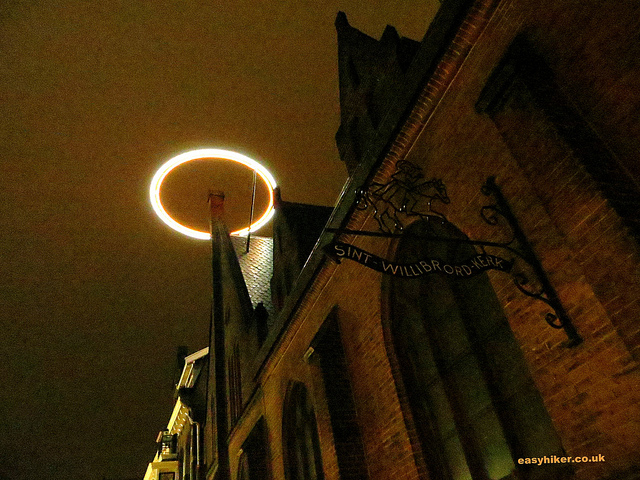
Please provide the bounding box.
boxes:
[176,347,209,391]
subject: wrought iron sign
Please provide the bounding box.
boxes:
[355,160,451,233]
[325,160,582,347]
[326,241,512,278]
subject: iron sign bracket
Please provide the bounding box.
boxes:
[327,165,582,347]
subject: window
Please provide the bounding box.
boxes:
[237,418,271,480]
[282,382,324,480]
[312,311,368,479]
[389,219,568,480]
[229,344,242,426]
[237,452,250,480]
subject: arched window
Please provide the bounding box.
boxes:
[237,451,250,480]
[312,312,368,480]
[237,417,271,480]
[389,219,568,480]
[228,344,242,426]
[282,382,324,480]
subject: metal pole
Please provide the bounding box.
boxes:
[208,191,231,480]
[246,170,257,253]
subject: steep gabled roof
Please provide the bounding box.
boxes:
[231,235,274,317]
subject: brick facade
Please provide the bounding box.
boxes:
[204,1,640,479]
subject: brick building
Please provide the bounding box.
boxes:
[146,0,640,479]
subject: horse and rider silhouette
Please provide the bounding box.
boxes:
[356,160,450,233]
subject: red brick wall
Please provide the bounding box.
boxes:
[225,1,640,479]
[396,0,640,477]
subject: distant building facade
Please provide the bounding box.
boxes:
[146,0,640,479]
[143,347,209,480]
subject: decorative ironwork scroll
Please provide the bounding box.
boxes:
[479,176,582,346]
[326,160,582,347]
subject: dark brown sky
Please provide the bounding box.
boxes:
[0,2,436,479]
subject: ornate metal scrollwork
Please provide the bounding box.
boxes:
[480,176,582,345]
[327,160,582,347]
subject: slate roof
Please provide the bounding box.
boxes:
[230,235,274,321]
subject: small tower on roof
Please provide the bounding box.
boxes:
[335,11,421,175]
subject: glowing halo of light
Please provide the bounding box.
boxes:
[150,149,277,239]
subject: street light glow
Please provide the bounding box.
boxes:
[150,149,277,239]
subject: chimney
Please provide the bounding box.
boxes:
[208,190,225,220]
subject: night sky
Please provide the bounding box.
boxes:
[0,2,437,479]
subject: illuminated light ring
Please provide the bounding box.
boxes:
[150,149,277,239]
